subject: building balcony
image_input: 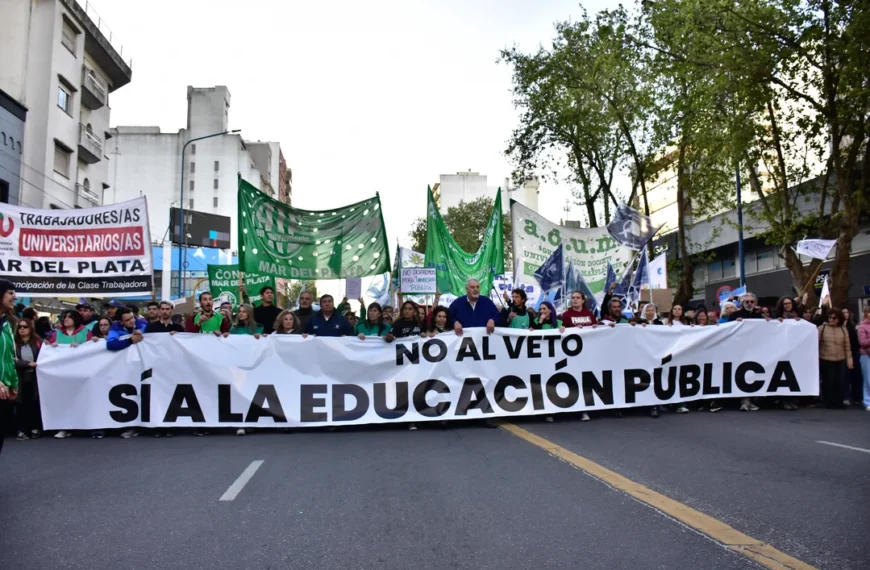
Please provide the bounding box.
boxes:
[78,124,103,163]
[74,183,100,208]
[81,66,108,109]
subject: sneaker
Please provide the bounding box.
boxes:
[91,430,104,439]
[865,406,870,411]
[650,408,659,418]
[544,415,554,423]
[676,406,689,414]
[236,428,246,436]
[15,431,28,441]
[153,431,163,438]
[709,404,723,413]
[408,423,418,431]
[747,403,760,411]
[580,412,591,422]
[30,429,41,439]
[739,398,750,411]
[164,431,174,438]
[120,429,138,439]
[843,400,851,407]
[54,430,71,439]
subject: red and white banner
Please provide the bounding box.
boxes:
[0,198,152,296]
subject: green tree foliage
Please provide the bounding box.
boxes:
[286,280,318,308]
[410,196,512,267]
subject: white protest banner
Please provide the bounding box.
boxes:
[401,268,437,295]
[796,239,836,260]
[345,277,362,300]
[37,321,818,429]
[511,201,634,307]
[0,198,152,296]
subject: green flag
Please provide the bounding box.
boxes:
[207,264,274,310]
[238,177,390,280]
[424,186,505,296]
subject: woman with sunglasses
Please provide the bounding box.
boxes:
[13,318,42,440]
[818,308,854,408]
[0,279,19,460]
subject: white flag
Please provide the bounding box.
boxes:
[649,254,668,289]
[796,239,836,260]
[820,275,831,307]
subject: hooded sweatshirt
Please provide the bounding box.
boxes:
[502,303,530,329]
[48,325,92,345]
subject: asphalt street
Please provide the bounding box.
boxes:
[0,409,867,570]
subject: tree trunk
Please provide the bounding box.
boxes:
[673,139,694,307]
[781,246,820,308]
[830,223,857,308]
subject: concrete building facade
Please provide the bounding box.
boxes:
[111,85,288,250]
[0,0,132,210]
[436,171,539,215]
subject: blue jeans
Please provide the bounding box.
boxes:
[861,354,870,408]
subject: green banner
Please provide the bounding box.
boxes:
[207,264,274,309]
[423,186,505,296]
[238,178,391,280]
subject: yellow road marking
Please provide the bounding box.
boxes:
[501,423,817,570]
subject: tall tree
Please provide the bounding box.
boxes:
[286,280,318,308]
[410,196,512,266]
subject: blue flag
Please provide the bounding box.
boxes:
[566,259,598,312]
[534,244,564,292]
[626,247,650,308]
[607,204,661,250]
[614,256,634,296]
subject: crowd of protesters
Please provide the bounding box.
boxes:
[0,276,868,453]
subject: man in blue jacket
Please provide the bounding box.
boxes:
[305,294,353,337]
[107,308,147,351]
[449,278,501,336]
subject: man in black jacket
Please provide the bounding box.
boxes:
[728,292,764,321]
[293,290,316,333]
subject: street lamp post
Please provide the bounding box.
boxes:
[176,129,240,298]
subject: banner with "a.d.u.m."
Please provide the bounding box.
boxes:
[37,321,819,429]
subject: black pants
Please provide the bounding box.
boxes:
[0,399,13,458]
[819,360,848,408]
[16,400,41,433]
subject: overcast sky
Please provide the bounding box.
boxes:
[98,0,614,251]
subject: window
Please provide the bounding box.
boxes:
[189,199,194,209]
[190,180,195,192]
[61,18,78,53]
[213,197,219,208]
[213,179,219,190]
[0,179,9,204]
[756,248,775,272]
[708,260,722,281]
[57,84,71,114]
[214,160,220,172]
[722,258,737,279]
[190,162,195,174]
[82,178,90,192]
[53,143,71,178]
[190,144,196,156]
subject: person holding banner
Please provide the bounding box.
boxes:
[145,302,184,334]
[230,304,264,337]
[306,295,353,337]
[602,298,629,325]
[501,288,531,330]
[0,279,18,459]
[47,310,92,347]
[293,291,316,334]
[428,307,450,335]
[356,303,391,339]
[638,303,663,326]
[386,302,423,341]
[77,303,99,332]
[449,279,500,336]
[561,291,598,328]
[531,302,565,332]
[273,311,303,335]
[185,292,231,335]
[669,304,689,327]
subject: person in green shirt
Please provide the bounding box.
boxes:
[185,291,230,334]
[230,304,264,337]
[356,302,391,339]
[0,279,18,459]
[501,288,531,329]
[531,301,565,332]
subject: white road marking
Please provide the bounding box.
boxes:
[219,460,264,501]
[816,441,870,454]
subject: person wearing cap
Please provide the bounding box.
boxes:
[77,303,99,332]
[105,299,126,321]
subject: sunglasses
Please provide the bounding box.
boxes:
[17,325,30,330]
[744,300,756,305]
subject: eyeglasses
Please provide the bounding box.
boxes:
[828,315,837,321]
[744,300,756,305]
[17,325,29,330]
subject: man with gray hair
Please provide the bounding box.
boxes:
[728,292,764,322]
[448,278,501,336]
